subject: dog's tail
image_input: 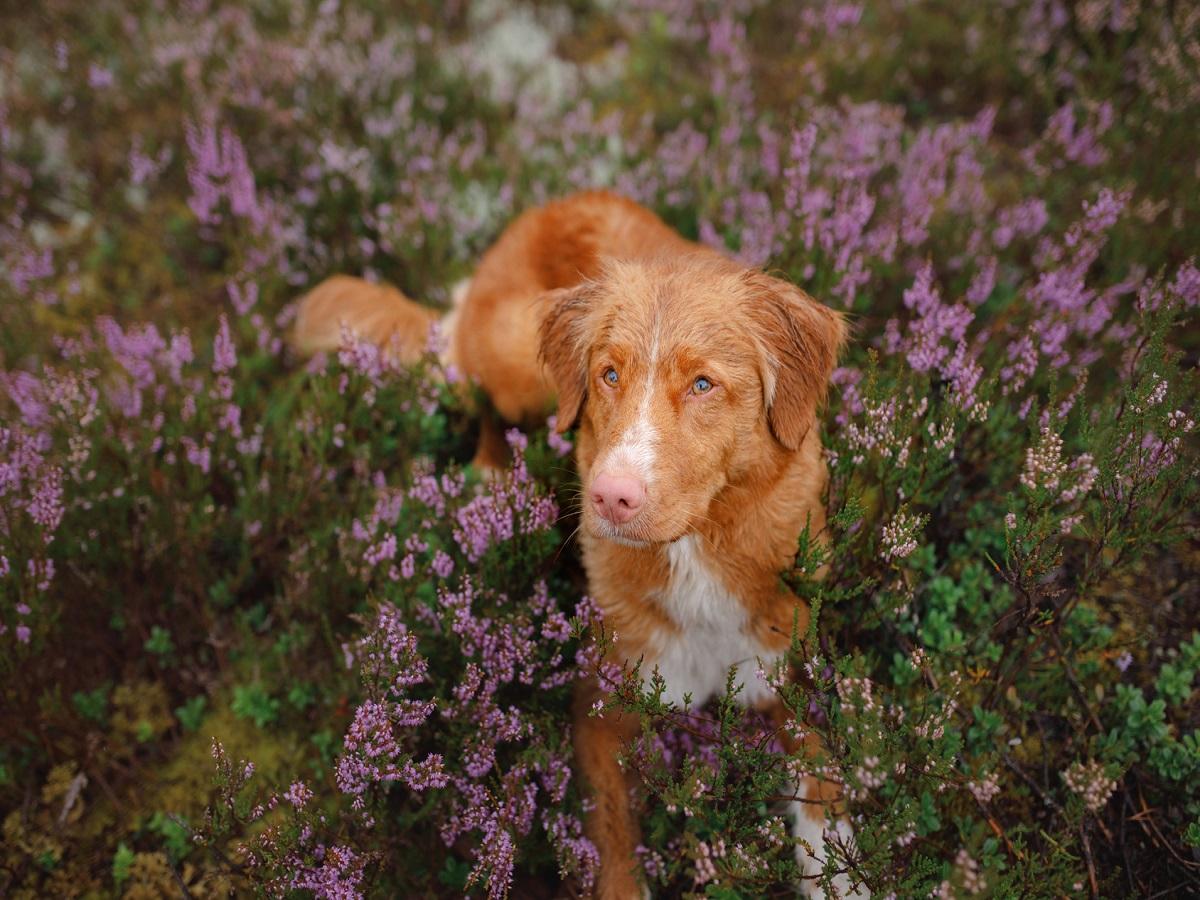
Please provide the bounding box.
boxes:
[292,275,465,366]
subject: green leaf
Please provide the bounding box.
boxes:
[144,625,174,657]
[112,843,135,886]
[231,684,281,728]
[72,685,110,724]
[175,695,207,732]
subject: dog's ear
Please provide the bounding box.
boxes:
[538,283,598,433]
[745,272,848,451]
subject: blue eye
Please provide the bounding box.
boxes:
[693,376,713,394]
[603,367,619,386]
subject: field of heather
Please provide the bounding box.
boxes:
[2,1,1198,897]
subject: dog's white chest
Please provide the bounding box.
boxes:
[644,535,780,709]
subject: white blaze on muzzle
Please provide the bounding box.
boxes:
[597,376,660,483]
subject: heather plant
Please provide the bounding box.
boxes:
[2,1,1198,898]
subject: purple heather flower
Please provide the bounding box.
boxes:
[289,844,366,900]
[966,256,997,306]
[993,198,1049,249]
[227,280,259,316]
[1044,102,1113,168]
[98,317,166,389]
[26,466,64,536]
[363,533,397,568]
[546,416,573,456]
[3,246,54,295]
[185,119,267,231]
[213,314,237,374]
[1170,259,1199,307]
[128,137,170,186]
[430,550,454,579]
[87,63,114,89]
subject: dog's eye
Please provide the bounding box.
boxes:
[692,376,713,395]
[603,367,619,387]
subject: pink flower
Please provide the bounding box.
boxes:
[213,315,237,374]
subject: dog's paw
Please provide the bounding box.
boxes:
[792,810,870,898]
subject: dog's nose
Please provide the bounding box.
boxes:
[590,472,646,525]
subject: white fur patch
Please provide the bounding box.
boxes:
[598,314,665,482]
[437,278,471,370]
[601,381,658,482]
[646,535,866,899]
[645,535,781,709]
[791,807,867,899]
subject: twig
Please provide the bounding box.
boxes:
[1078,822,1099,898]
[56,771,88,827]
[1119,790,1136,897]
[85,765,123,813]
[1147,883,1197,900]
[169,860,194,899]
[978,799,1024,863]
[1002,752,1063,815]
[1132,785,1200,875]
[1047,628,1103,732]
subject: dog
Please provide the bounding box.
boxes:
[293,190,865,899]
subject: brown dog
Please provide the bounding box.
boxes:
[294,191,865,899]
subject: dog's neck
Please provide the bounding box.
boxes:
[685,427,826,645]
[579,427,827,659]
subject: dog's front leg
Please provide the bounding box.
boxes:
[573,677,645,900]
[763,697,870,899]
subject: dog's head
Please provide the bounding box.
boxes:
[539,255,846,546]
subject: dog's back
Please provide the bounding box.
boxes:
[452,191,706,422]
[292,191,708,423]
[291,274,439,363]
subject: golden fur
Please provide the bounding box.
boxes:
[292,190,859,899]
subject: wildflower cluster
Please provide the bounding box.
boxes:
[1062,760,1118,814]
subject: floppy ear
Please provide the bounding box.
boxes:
[537,283,597,433]
[745,272,848,451]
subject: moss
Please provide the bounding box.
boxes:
[110,682,174,752]
[153,698,312,819]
